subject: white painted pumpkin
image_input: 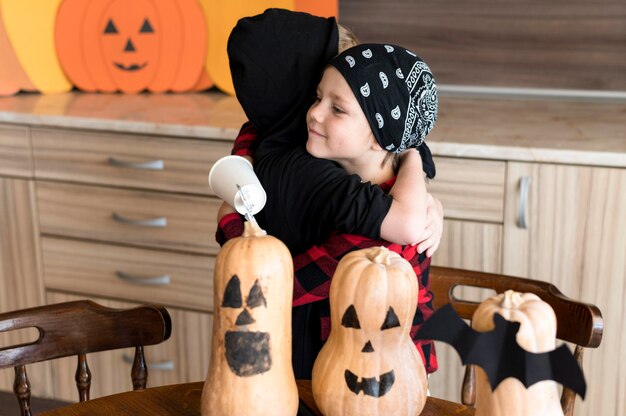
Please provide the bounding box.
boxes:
[472,290,563,416]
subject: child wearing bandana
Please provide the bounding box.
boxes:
[218,9,441,378]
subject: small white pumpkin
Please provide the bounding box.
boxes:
[472,290,563,416]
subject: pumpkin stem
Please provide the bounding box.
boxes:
[367,246,392,265]
[243,220,267,238]
[501,290,524,309]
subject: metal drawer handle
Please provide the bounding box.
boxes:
[116,270,171,286]
[112,212,167,228]
[518,176,531,229]
[122,354,174,371]
[108,157,164,171]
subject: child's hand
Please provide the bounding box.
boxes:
[413,194,443,257]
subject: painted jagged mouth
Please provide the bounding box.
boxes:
[224,331,271,377]
[344,369,395,397]
[113,62,147,71]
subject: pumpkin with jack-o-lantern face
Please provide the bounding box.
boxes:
[312,246,427,416]
[55,0,208,93]
[201,220,298,416]
[99,0,160,92]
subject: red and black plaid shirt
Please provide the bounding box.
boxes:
[216,123,438,373]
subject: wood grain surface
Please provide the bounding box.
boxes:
[39,381,475,416]
[340,0,626,91]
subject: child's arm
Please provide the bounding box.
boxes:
[380,150,430,245]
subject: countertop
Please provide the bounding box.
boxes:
[0,91,624,168]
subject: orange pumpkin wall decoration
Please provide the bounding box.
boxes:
[56,0,210,93]
[294,0,338,19]
[199,0,338,95]
[312,246,428,416]
[0,4,36,96]
[1,0,71,94]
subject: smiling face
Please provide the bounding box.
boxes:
[340,304,404,397]
[306,66,379,168]
[100,0,159,89]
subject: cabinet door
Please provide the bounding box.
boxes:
[46,292,212,402]
[503,162,626,416]
[0,178,51,396]
[428,219,502,402]
[432,219,503,274]
[426,157,505,402]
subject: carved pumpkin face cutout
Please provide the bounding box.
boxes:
[221,274,271,376]
[100,0,159,90]
[312,247,428,415]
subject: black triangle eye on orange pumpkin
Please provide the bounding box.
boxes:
[341,305,402,356]
[99,0,160,89]
[102,15,155,72]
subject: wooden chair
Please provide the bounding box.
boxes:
[429,266,603,416]
[0,300,172,416]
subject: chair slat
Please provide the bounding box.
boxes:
[75,353,92,402]
[13,365,32,416]
[131,346,148,390]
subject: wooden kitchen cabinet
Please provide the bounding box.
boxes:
[426,156,505,400]
[0,126,53,397]
[429,159,625,416]
[1,122,228,402]
[29,126,226,401]
[503,162,626,416]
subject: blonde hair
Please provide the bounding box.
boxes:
[382,152,401,173]
[338,24,358,53]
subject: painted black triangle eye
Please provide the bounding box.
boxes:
[246,279,267,308]
[140,18,154,33]
[341,305,361,329]
[380,306,400,331]
[222,275,242,308]
[381,307,401,330]
[104,19,118,34]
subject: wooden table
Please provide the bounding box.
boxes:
[40,380,474,416]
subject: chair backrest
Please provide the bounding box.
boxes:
[429,266,603,416]
[0,300,172,416]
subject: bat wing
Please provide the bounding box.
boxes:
[466,314,586,399]
[526,344,586,399]
[416,304,586,399]
[415,303,480,364]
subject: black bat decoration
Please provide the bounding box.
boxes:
[415,303,586,399]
